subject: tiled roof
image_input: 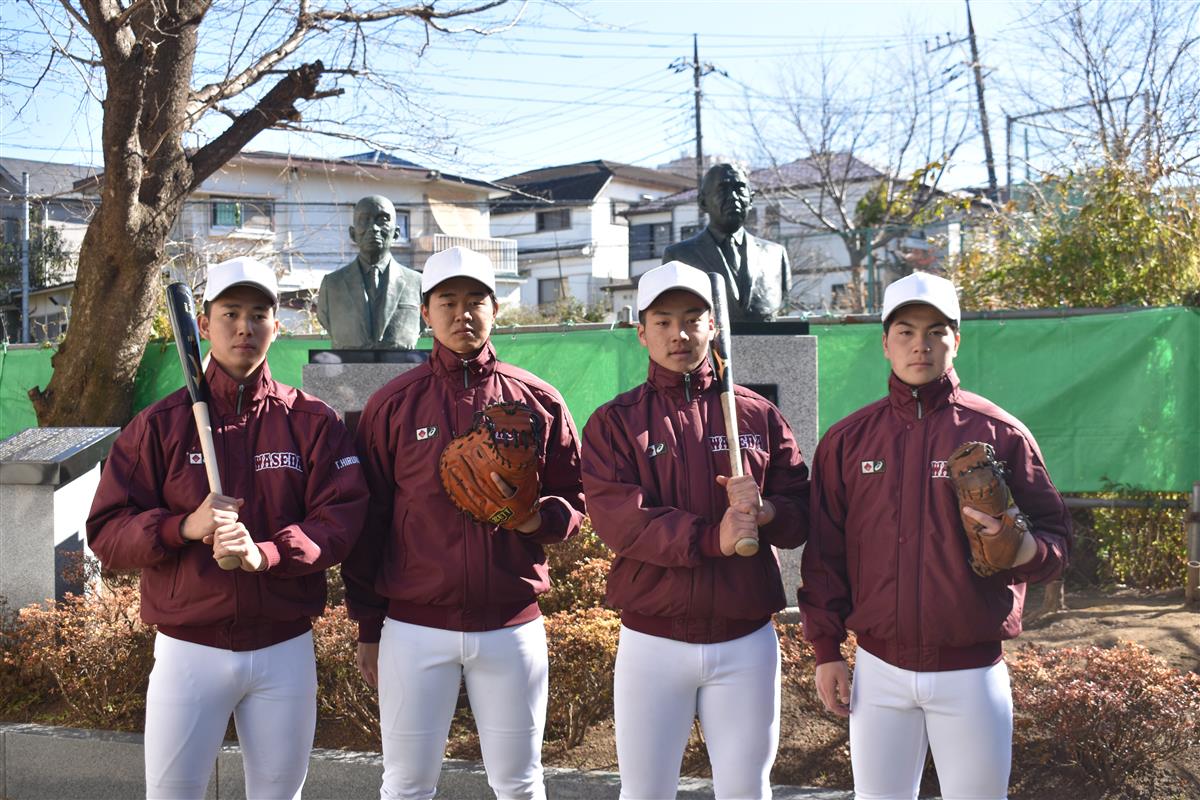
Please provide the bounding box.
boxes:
[492,160,694,212]
[625,154,885,213]
[0,157,100,198]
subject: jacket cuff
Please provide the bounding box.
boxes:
[812,637,844,666]
[515,497,567,544]
[159,513,190,550]
[357,617,384,644]
[1007,535,1050,581]
[699,522,724,559]
[256,540,282,571]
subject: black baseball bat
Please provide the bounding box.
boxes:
[708,272,759,557]
[165,282,241,570]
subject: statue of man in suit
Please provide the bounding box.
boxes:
[317,195,422,349]
[662,163,791,322]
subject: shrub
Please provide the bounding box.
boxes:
[542,517,613,615]
[311,602,379,750]
[1088,491,1189,591]
[1009,642,1200,791]
[16,582,153,730]
[0,597,50,715]
[544,606,621,748]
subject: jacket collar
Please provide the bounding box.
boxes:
[887,367,959,419]
[430,338,497,388]
[205,358,273,415]
[647,355,715,399]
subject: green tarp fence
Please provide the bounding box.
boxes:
[1,307,1196,493]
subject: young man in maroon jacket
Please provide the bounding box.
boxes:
[88,257,369,800]
[343,246,586,800]
[798,271,1072,799]
[581,261,810,800]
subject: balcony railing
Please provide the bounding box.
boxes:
[432,234,518,275]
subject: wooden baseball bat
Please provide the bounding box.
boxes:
[165,282,241,571]
[708,272,759,557]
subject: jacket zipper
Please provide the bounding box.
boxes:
[462,359,470,389]
[915,408,930,659]
[684,372,692,403]
[911,387,923,419]
[236,383,246,416]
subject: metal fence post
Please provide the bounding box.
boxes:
[1187,481,1199,604]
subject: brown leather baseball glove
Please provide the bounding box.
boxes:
[947,441,1027,576]
[439,401,543,530]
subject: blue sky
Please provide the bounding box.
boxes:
[1,1,1064,188]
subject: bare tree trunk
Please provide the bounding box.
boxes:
[28,2,323,426]
[1039,579,1066,614]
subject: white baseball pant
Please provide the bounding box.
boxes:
[376,617,548,800]
[613,622,780,800]
[848,647,1013,800]
[143,630,317,800]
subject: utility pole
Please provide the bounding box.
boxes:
[671,35,727,210]
[691,34,703,198]
[965,0,998,198]
[21,172,30,344]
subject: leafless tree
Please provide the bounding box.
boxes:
[5,0,530,426]
[744,40,970,312]
[1011,0,1200,183]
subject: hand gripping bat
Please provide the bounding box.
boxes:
[165,282,241,571]
[708,272,760,558]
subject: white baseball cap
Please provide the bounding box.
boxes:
[880,271,961,326]
[421,246,495,294]
[637,261,713,312]
[204,256,278,305]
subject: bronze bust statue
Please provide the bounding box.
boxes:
[317,195,422,349]
[662,163,791,322]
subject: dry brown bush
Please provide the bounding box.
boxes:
[1009,642,1200,793]
[544,607,621,748]
[16,582,153,730]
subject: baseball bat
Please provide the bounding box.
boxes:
[165,282,242,571]
[708,272,759,557]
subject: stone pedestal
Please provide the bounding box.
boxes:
[302,350,428,435]
[730,330,818,608]
[0,427,119,609]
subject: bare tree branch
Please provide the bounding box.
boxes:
[188,60,326,192]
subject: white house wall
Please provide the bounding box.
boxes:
[175,159,498,286]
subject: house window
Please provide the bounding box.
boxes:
[830,283,850,309]
[538,277,566,305]
[764,205,782,239]
[629,222,673,261]
[680,224,700,239]
[211,198,274,230]
[393,209,410,242]
[536,209,571,232]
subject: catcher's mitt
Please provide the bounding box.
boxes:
[439,401,543,530]
[947,441,1027,577]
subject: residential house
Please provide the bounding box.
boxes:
[490,161,693,312]
[0,157,98,341]
[622,154,966,314]
[3,151,516,340]
[166,150,517,333]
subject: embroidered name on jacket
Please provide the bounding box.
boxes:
[709,433,765,453]
[335,456,360,470]
[930,459,949,479]
[254,451,304,473]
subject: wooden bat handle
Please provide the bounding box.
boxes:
[720,393,760,558]
[193,403,242,571]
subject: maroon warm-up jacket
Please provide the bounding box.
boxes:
[798,369,1072,672]
[87,361,369,651]
[581,357,810,644]
[342,340,586,641]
